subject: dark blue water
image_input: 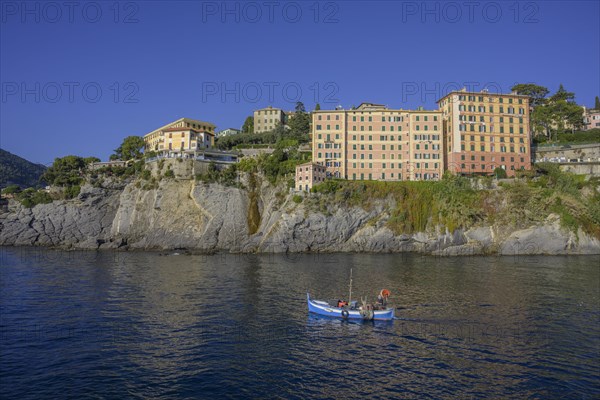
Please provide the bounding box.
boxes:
[1,248,599,399]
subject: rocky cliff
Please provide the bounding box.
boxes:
[1,178,599,255]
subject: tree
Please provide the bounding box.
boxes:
[594,96,600,110]
[314,103,321,111]
[295,101,306,113]
[242,116,254,133]
[83,157,101,165]
[512,83,550,138]
[522,83,582,139]
[287,110,310,142]
[41,155,86,186]
[550,84,575,103]
[532,105,553,139]
[510,83,549,107]
[554,100,584,133]
[113,136,145,160]
[272,121,287,141]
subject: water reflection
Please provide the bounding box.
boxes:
[0,248,598,398]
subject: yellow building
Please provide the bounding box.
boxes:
[144,118,216,156]
[253,107,297,133]
[254,106,285,133]
[437,89,531,177]
[312,104,443,181]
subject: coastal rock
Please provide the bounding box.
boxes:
[1,180,599,255]
[0,185,121,248]
[499,218,600,255]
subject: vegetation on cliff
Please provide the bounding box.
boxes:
[533,128,600,145]
[5,135,147,207]
[204,139,310,187]
[196,162,240,187]
[309,165,600,239]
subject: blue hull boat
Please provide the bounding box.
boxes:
[307,293,395,321]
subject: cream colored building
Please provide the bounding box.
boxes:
[295,162,327,191]
[311,104,443,181]
[437,89,531,177]
[144,118,216,155]
[253,107,299,133]
[254,106,285,133]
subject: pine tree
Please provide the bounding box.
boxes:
[242,116,254,133]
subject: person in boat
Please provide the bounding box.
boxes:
[337,299,348,308]
[377,289,391,307]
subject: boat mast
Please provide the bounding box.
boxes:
[348,268,353,304]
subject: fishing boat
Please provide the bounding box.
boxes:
[307,269,395,321]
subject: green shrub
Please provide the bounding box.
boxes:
[64,185,81,199]
[196,163,239,187]
[164,169,175,178]
[2,184,21,194]
[493,167,507,179]
[20,198,34,208]
[306,165,599,239]
[556,129,600,144]
[238,157,258,173]
[32,191,53,205]
[17,188,53,208]
[292,194,303,204]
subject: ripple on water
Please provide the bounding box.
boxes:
[0,250,599,399]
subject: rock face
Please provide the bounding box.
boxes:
[0,186,122,249]
[1,179,599,255]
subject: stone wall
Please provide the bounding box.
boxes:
[533,143,600,163]
[558,162,600,177]
[145,159,232,180]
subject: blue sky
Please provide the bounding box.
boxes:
[1,0,599,164]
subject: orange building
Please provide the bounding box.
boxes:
[437,89,531,177]
[312,103,443,181]
[295,162,327,191]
